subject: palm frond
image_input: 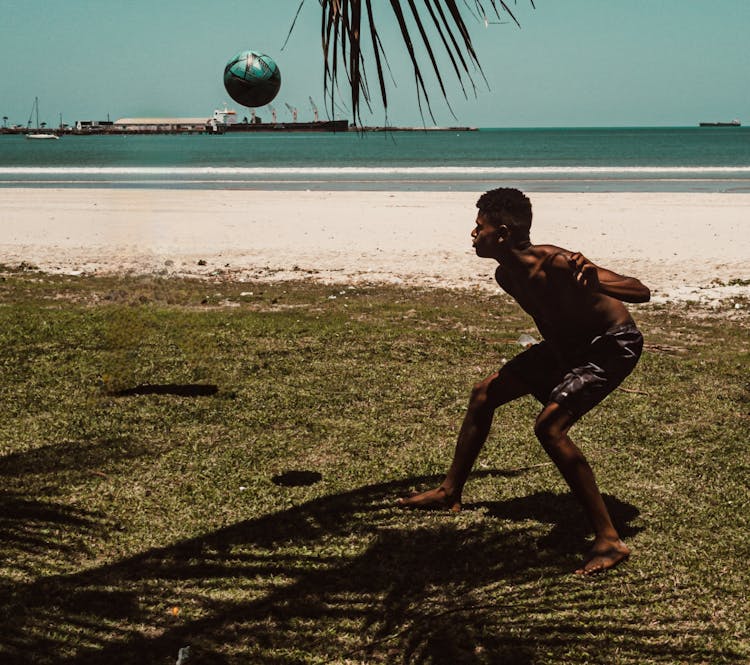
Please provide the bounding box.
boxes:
[365,0,389,109]
[422,0,474,101]
[281,1,306,50]
[297,1,533,123]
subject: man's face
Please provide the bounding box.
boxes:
[471,212,503,257]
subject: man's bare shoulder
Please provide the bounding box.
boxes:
[533,244,575,271]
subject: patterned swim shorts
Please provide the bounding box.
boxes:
[503,323,644,421]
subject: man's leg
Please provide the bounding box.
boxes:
[533,402,630,574]
[398,367,530,511]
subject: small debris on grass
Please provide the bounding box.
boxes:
[175,645,192,664]
[517,333,538,348]
[618,387,651,396]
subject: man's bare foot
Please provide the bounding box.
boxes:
[575,538,630,575]
[396,486,461,512]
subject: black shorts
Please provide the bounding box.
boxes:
[503,323,644,422]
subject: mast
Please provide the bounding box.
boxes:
[27,97,36,129]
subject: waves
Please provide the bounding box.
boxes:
[2,128,748,190]
[3,164,750,193]
[2,165,750,176]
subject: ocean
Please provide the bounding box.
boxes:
[1,127,749,191]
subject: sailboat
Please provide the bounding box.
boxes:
[25,97,59,140]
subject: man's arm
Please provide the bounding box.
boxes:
[568,252,651,303]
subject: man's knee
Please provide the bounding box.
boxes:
[534,408,569,449]
[468,377,495,413]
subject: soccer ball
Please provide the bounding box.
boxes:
[223,50,281,107]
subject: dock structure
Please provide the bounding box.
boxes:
[0,104,478,135]
[112,117,212,133]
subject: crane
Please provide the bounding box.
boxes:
[309,97,319,123]
[268,105,277,123]
[284,103,298,122]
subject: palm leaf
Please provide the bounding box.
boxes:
[297,1,533,123]
[365,0,389,110]
[388,0,433,122]
[405,0,455,120]
[422,0,474,100]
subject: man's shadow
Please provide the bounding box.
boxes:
[470,485,642,554]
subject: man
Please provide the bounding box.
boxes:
[398,188,650,575]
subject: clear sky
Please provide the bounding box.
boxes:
[1,0,748,128]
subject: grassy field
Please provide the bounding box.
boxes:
[0,271,748,664]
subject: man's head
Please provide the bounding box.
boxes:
[474,188,532,253]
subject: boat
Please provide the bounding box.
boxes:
[213,103,349,133]
[25,97,59,139]
[699,119,741,127]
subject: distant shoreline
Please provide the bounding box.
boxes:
[2,125,747,135]
[0,124,478,136]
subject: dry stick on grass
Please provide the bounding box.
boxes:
[507,462,554,472]
[618,387,651,396]
[643,343,687,354]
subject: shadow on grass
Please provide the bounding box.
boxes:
[0,474,739,664]
[0,492,101,581]
[0,438,153,478]
[271,470,323,487]
[110,384,219,397]
[472,490,642,553]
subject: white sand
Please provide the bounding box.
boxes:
[1,189,748,303]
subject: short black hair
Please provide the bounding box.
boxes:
[476,188,532,243]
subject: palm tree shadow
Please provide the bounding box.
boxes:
[5,465,733,663]
[1,469,688,665]
[0,438,154,478]
[0,491,101,580]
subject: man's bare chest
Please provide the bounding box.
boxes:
[496,267,577,325]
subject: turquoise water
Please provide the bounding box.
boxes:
[1,127,749,191]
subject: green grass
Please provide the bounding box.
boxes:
[0,273,748,664]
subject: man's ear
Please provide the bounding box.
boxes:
[497,225,510,242]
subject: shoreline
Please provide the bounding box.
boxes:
[1,189,748,306]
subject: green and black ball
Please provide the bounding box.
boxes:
[223,50,281,108]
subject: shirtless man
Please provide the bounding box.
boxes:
[398,188,650,575]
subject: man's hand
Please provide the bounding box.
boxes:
[569,252,601,291]
[562,250,651,303]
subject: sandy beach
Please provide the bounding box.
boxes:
[1,188,748,304]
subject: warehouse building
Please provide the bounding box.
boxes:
[112,117,212,132]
